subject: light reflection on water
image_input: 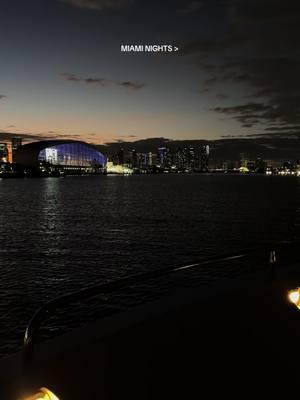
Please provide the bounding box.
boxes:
[0,174,299,357]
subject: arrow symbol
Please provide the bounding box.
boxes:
[174,46,179,52]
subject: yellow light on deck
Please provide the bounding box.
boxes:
[20,387,60,400]
[288,288,300,309]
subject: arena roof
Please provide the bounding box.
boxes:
[15,140,107,168]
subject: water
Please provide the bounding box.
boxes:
[0,174,299,357]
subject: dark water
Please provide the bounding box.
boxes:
[0,174,299,357]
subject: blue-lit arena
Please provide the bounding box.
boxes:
[15,140,107,175]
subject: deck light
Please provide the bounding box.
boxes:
[20,387,60,400]
[288,288,300,309]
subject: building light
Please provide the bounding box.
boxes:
[20,387,60,400]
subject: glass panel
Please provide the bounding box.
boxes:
[38,143,106,167]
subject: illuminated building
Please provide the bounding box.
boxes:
[157,147,173,169]
[184,146,196,170]
[246,161,256,171]
[157,147,168,167]
[130,149,138,168]
[137,152,152,168]
[174,148,185,170]
[106,161,133,175]
[15,140,107,173]
[255,158,266,173]
[240,153,248,168]
[0,143,9,163]
[200,145,209,171]
[12,137,22,162]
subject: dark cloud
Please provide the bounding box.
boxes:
[195,62,217,72]
[178,1,203,15]
[113,139,124,143]
[0,131,84,143]
[0,132,54,142]
[181,0,300,131]
[0,95,7,100]
[212,102,276,126]
[181,37,227,56]
[228,0,300,27]
[54,133,83,138]
[60,0,133,10]
[199,57,300,127]
[118,134,138,138]
[221,130,300,139]
[264,126,300,132]
[61,73,145,91]
[216,93,229,101]
[115,134,138,141]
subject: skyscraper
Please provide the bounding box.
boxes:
[184,146,196,170]
[12,137,22,162]
[117,148,124,165]
[157,147,168,167]
[200,145,210,171]
[130,149,138,168]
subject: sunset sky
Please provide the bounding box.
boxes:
[1,0,300,144]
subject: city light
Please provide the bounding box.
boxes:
[288,289,300,309]
[1,137,300,177]
[20,387,60,400]
[106,161,133,175]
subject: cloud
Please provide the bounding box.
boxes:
[0,132,54,142]
[219,105,299,129]
[221,129,300,139]
[0,131,86,143]
[178,1,203,15]
[118,134,138,138]
[181,0,300,131]
[61,73,145,91]
[0,95,7,100]
[264,126,300,132]
[196,57,300,128]
[216,93,229,101]
[60,0,133,11]
[212,103,276,126]
[181,37,227,56]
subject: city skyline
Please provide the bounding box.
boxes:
[2,133,300,164]
[1,134,299,175]
[1,0,300,144]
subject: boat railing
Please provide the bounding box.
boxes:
[23,240,300,357]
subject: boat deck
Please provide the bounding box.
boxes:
[1,262,300,398]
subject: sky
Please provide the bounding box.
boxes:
[0,0,300,144]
